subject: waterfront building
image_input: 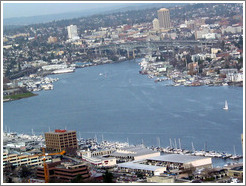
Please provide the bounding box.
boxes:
[157,8,171,30]
[152,18,160,31]
[117,161,166,176]
[67,25,80,40]
[37,161,90,182]
[110,145,160,162]
[146,154,212,170]
[45,129,78,152]
[80,151,117,167]
[42,64,68,71]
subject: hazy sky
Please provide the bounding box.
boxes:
[3,3,132,19]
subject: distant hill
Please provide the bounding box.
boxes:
[3,3,185,27]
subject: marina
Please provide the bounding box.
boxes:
[3,131,242,169]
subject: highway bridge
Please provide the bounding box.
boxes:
[90,40,218,52]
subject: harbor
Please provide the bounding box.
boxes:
[3,130,243,169]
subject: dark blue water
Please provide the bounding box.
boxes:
[3,60,243,165]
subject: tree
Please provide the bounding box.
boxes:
[71,174,85,183]
[221,40,225,50]
[102,170,113,183]
[20,165,32,178]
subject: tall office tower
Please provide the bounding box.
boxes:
[157,8,171,30]
[152,18,160,30]
[45,129,78,152]
[67,25,79,40]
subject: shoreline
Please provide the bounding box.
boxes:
[3,59,243,102]
[3,92,37,102]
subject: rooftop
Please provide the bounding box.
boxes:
[45,129,76,134]
[118,161,166,172]
[147,154,210,164]
[158,8,169,12]
[111,145,159,157]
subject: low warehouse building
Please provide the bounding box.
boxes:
[147,154,212,169]
[110,145,160,162]
[117,161,166,176]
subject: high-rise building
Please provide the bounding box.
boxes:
[152,18,160,30]
[157,8,171,30]
[67,25,79,40]
[45,129,78,152]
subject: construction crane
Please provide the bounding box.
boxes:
[37,147,66,183]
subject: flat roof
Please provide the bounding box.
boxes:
[45,130,76,134]
[111,145,159,157]
[118,162,165,172]
[147,154,210,164]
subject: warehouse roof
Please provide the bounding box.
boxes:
[118,162,166,172]
[147,154,210,164]
[111,145,159,157]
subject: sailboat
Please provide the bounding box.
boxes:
[223,100,229,110]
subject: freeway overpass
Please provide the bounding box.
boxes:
[90,40,218,52]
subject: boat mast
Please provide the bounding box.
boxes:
[174,138,177,149]
[204,141,207,151]
[94,134,97,143]
[169,138,173,148]
[178,138,182,150]
[191,142,195,153]
[101,134,104,142]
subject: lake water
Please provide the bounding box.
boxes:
[3,59,243,166]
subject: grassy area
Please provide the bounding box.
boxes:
[3,92,37,101]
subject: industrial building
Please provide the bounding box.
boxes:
[117,161,166,176]
[110,145,160,162]
[37,161,90,182]
[45,129,78,152]
[78,149,116,167]
[146,154,212,169]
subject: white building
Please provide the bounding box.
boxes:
[147,154,212,169]
[202,33,216,40]
[226,73,243,82]
[222,26,242,34]
[42,64,67,71]
[77,150,116,167]
[67,25,80,40]
[152,18,160,31]
[118,161,166,176]
[211,48,222,54]
[110,145,160,161]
